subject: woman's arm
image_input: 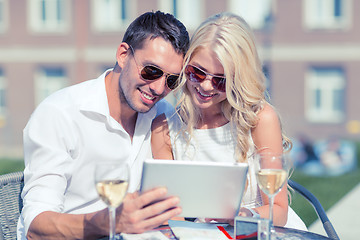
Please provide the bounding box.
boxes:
[251,103,288,226]
[151,113,174,160]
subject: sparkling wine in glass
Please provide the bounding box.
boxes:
[95,161,130,240]
[255,152,289,237]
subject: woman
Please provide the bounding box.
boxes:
[151,12,306,229]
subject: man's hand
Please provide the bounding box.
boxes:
[116,187,181,233]
[27,187,181,239]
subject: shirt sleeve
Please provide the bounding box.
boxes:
[21,100,78,235]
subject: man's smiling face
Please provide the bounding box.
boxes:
[118,38,184,113]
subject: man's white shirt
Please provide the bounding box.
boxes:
[17,70,173,239]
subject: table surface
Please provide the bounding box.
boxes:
[152,225,331,240]
[272,226,330,239]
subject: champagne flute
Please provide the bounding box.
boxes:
[95,161,130,240]
[255,152,289,237]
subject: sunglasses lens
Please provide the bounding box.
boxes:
[185,65,206,82]
[141,65,179,90]
[141,66,163,80]
[212,77,226,92]
[186,65,226,92]
[166,75,179,90]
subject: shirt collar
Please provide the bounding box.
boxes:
[78,69,158,127]
[78,69,110,117]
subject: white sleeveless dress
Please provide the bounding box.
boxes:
[166,113,307,231]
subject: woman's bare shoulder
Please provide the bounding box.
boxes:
[252,102,283,151]
[257,103,279,125]
[151,113,168,131]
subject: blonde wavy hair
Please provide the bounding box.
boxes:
[175,12,291,162]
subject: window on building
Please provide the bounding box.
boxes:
[0,0,8,33]
[303,0,351,30]
[0,69,6,117]
[28,0,69,33]
[92,0,133,32]
[228,0,273,29]
[305,67,345,123]
[158,0,203,30]
[35,67,68,105]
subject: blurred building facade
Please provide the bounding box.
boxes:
[0,0,359,158]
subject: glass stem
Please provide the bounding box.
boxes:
[269,196,275,232]
[109,206,116,240]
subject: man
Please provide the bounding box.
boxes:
[18,11,189,239]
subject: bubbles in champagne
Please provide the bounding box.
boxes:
[256,169,287,196]
[96,180,129,207]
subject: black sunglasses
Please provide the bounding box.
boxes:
[129,45,180,90]
[185,65,226,92]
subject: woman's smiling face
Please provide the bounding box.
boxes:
[186,47,227,112]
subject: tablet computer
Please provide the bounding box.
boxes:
[140,159,249,219]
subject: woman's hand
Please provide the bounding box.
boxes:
[239,207,261,219]
[203,218,234,225]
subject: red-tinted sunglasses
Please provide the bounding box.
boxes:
[185,65,226,92]
[129,45,179,90]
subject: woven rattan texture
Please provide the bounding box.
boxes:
[0,172,24,240]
